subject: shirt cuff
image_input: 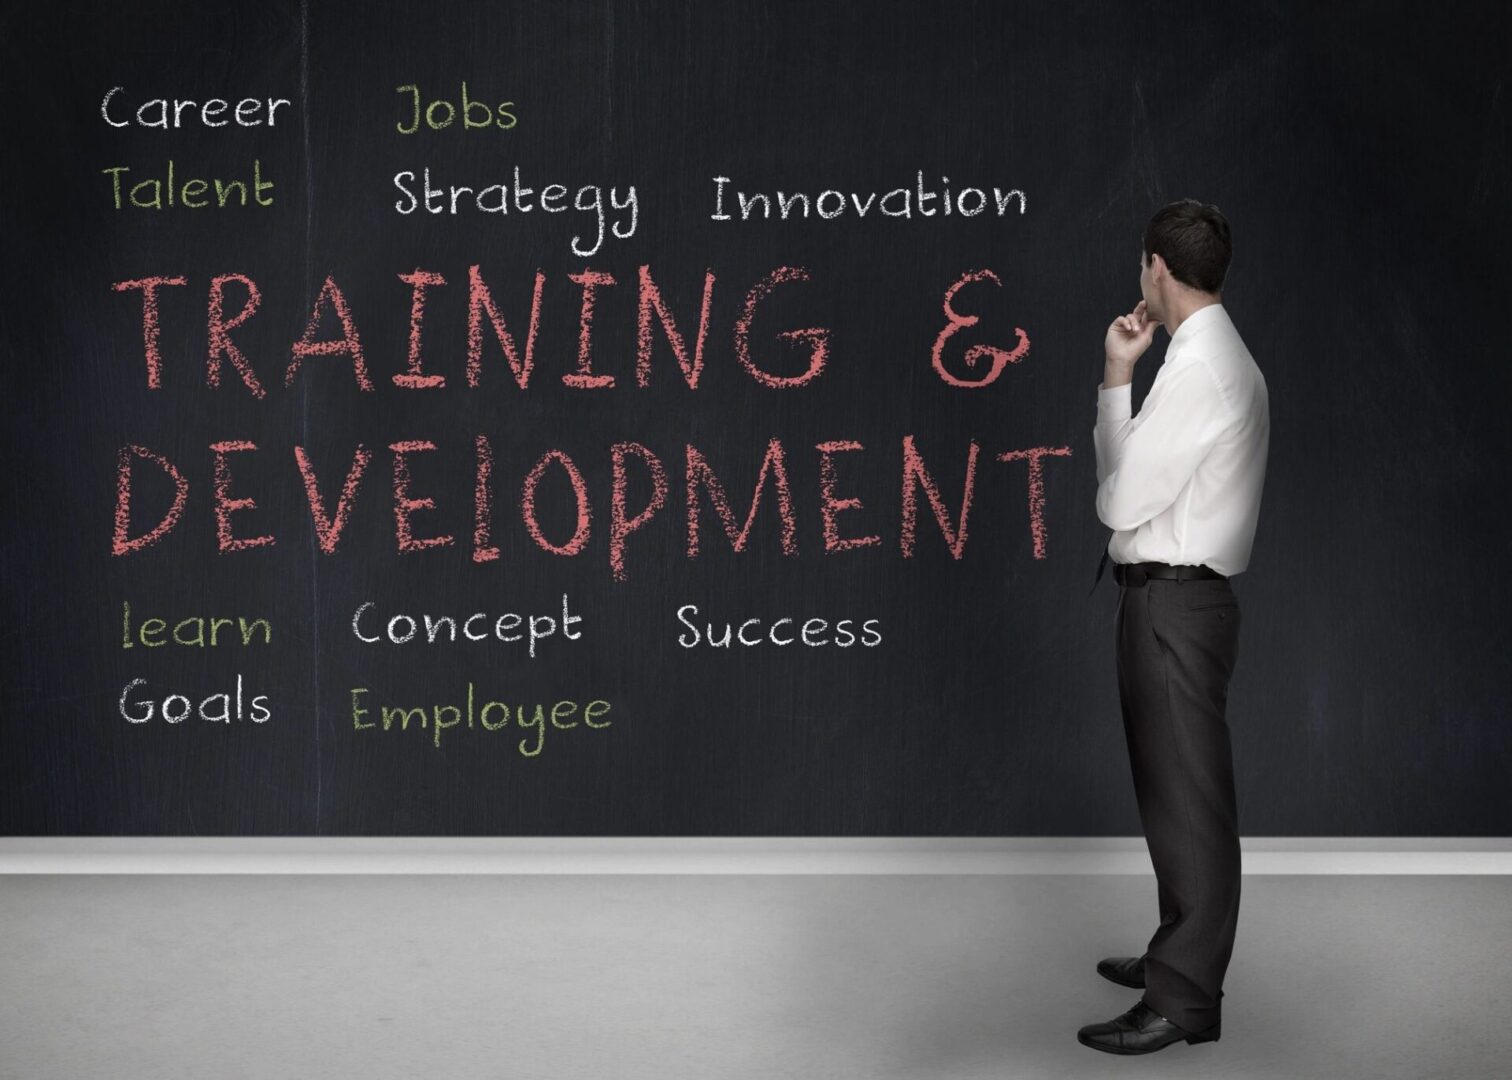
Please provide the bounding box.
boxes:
[1096,381,1132,421]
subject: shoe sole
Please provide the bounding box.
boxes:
[1077,1031,1220,1054]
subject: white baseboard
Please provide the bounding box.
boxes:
[1,837,1509,875]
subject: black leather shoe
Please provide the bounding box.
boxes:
[1096,955,1145,987]
[1076,998,1221,1055]
[1094,956,1226,1002]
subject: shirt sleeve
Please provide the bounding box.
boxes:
[1093,361,1234,533]
[1093,382,1133,485]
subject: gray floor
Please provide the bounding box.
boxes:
[2,875,1508,1079]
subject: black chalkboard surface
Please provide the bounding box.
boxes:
[4,1,1509,835]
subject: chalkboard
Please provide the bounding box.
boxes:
[5,1,1510,835]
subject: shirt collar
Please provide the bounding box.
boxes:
[1164,301,1226,360]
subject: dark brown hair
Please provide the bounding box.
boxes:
[1143,199,1231,293]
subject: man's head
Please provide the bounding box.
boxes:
[1139,199,1231,326]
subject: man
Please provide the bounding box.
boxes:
[1076,199,1270,1055]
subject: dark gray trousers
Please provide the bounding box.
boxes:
[1115,575,1243,1035]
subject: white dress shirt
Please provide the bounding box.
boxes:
[1093,302,1269,577]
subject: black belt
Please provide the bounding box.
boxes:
[1113,561,1227,587]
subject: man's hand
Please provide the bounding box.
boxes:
[1102,300,1160,388]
